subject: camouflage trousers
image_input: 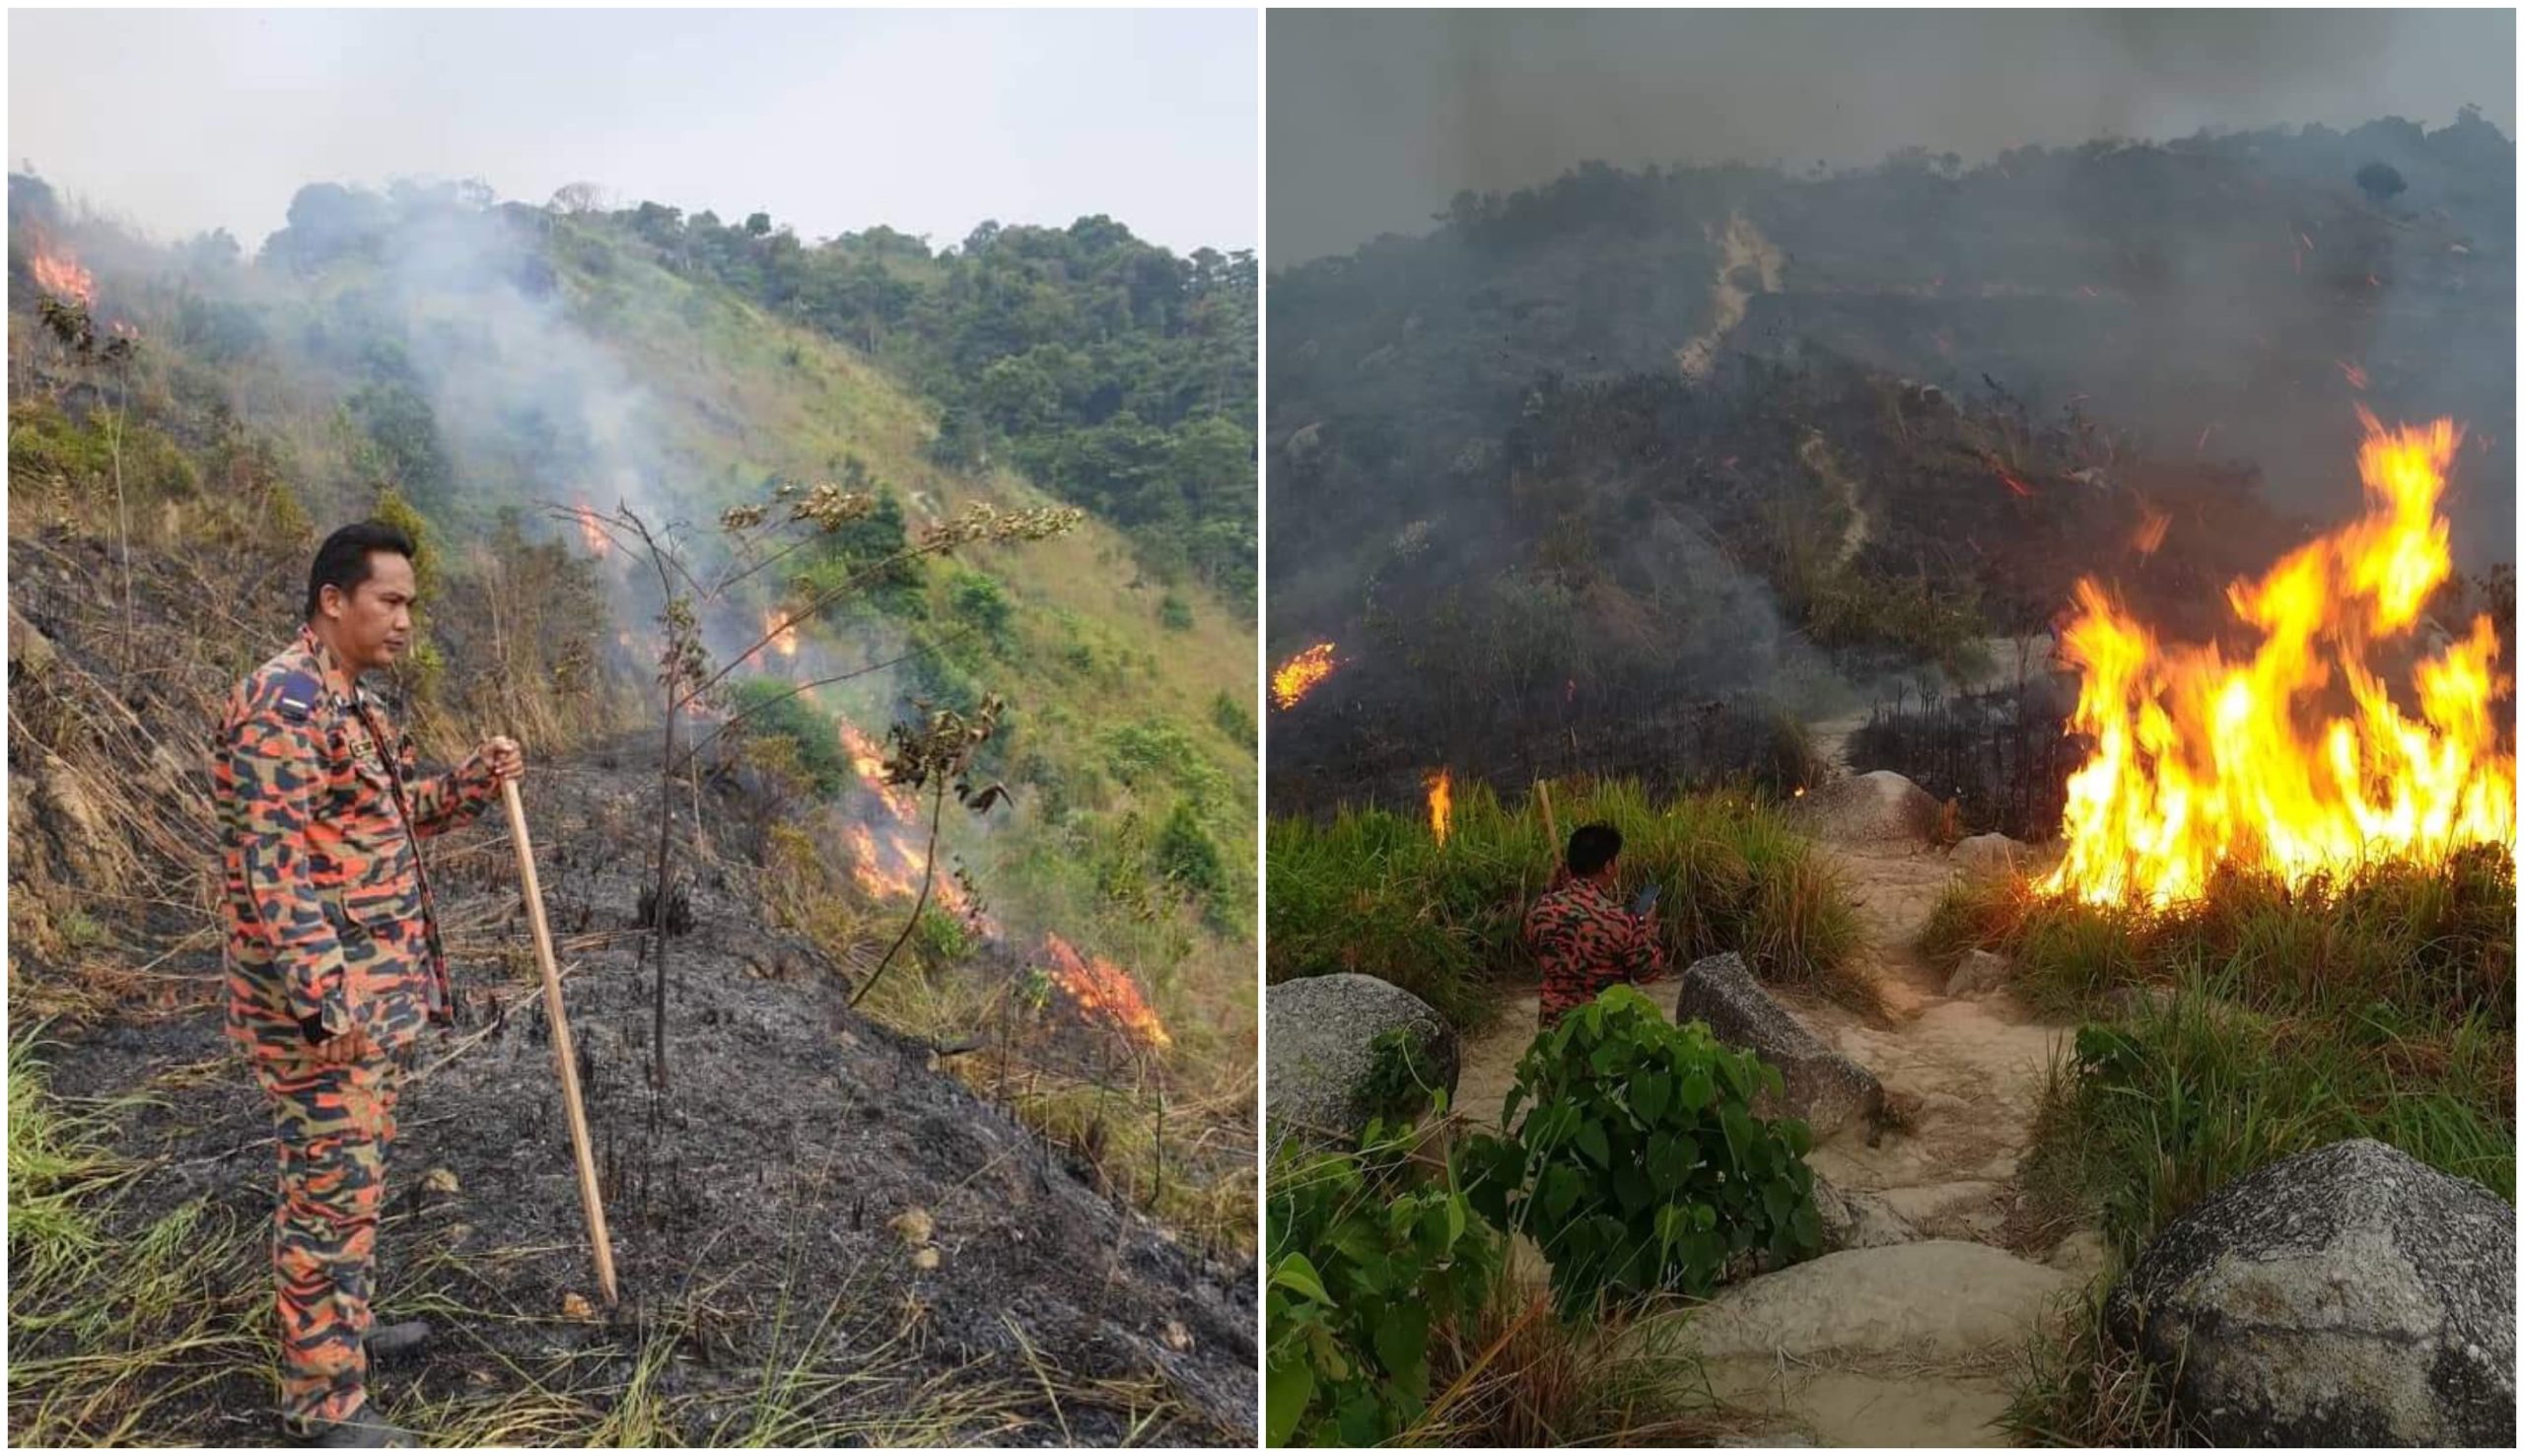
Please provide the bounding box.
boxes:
[252,1041,408,1433]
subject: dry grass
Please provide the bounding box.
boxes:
[1403,1272,1756,1448]
[758,813,1256,1258]
[5,1030,1221,1447]
[1270,778,1862,1032]
[2001,1287,2192,1447]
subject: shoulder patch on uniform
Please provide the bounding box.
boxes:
[269,668,325,723]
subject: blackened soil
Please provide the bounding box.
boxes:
[32,756,1257,1445]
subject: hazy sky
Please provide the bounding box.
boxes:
[11,8,1256,255]
[1271,8,2516,262]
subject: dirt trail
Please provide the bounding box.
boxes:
[1449,752,2090,1445]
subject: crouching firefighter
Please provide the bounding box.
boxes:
[215,520,524,1446]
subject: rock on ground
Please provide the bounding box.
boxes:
[2107,1139,2514,1447]
[1674,1239,2079,1364]
[1943,948,2011,998]
[1674,952,1883,1140]
[1266,973,1458,1150]
[1811,1172,1919,1251]
[1792,770,1940,847]
[1950,832,2025,881]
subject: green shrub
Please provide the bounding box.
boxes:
[729,677,848,796]
[1457,985,1822,1316]
[1158,593,1194,632]
[1356,1028,1444,1127]
[912,906,972,965]
[1155,799,1227,901]
[1266,1130,1500,1446]
[8,400,112,502]
[1105,717,1226,800]
[948,568,1014,642]
[1211,689,1255,750]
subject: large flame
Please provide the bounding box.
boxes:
[1041,932,1170,1051]
[833,716,987,927]
[2041,416,2515,906]
[1427,767,1453,846]
[1272,642,1338,709]
[28,236,95,307]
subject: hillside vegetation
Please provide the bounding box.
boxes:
[7,171,1256,1442]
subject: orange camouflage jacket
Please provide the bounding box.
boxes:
[1525,873,1670,1028]
[216,627,498,1059]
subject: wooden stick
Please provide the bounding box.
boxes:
[501,778,619,1308]
[1535,778,1560,856]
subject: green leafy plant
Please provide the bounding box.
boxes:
[1265,1130,1499,1446]
[1456,985,1822,1316]
[1354,1028,1442,1128]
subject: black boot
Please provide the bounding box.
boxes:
[302,1404,419,1448]
[365,1319,432,1359]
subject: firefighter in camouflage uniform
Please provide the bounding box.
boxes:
[1525,822,1670,1029]
[216,520,522,1446]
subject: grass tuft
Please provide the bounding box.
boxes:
[1958,845,2516,1444]
[1269,779,1859,1031]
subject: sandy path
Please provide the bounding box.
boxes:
[1446,821,2091,1445]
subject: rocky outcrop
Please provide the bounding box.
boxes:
[1266,973,1459,1149]
[1673,952,1883,1140]
[1793,770,1940,847]
[2107,1139,2514,1447]
[1681,1239,2077,1363]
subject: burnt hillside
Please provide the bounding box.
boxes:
[1266,115,2514,815]
[8,532,1256,1444]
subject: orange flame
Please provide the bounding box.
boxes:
[2336,360,2370,391]
[2041,416,2514,907]
[1041,933,1169,1050]
[2131,507,2171,558]
[763,609,799,659]
[1272,642,1338,709]
[29,238,94,307]
[1427,768,1453,846]
[838,720,920,821]
[573,500,611,559]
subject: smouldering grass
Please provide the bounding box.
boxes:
[1268,779,1860,1031]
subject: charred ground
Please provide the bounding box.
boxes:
[8,533,1255,1444]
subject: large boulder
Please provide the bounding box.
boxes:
[1266,974,1458,1150]
[1680,1239,2078,1363]
[1673,952,1883,1140]
[2106,1139,2514,1446]
[1793,770,1940,847]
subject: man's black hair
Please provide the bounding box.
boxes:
[306,521,417,620]
[1567,822,1623,877]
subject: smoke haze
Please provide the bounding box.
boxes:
[1271,9,2513,262]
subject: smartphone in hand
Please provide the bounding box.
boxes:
[1630,882,1660,917]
